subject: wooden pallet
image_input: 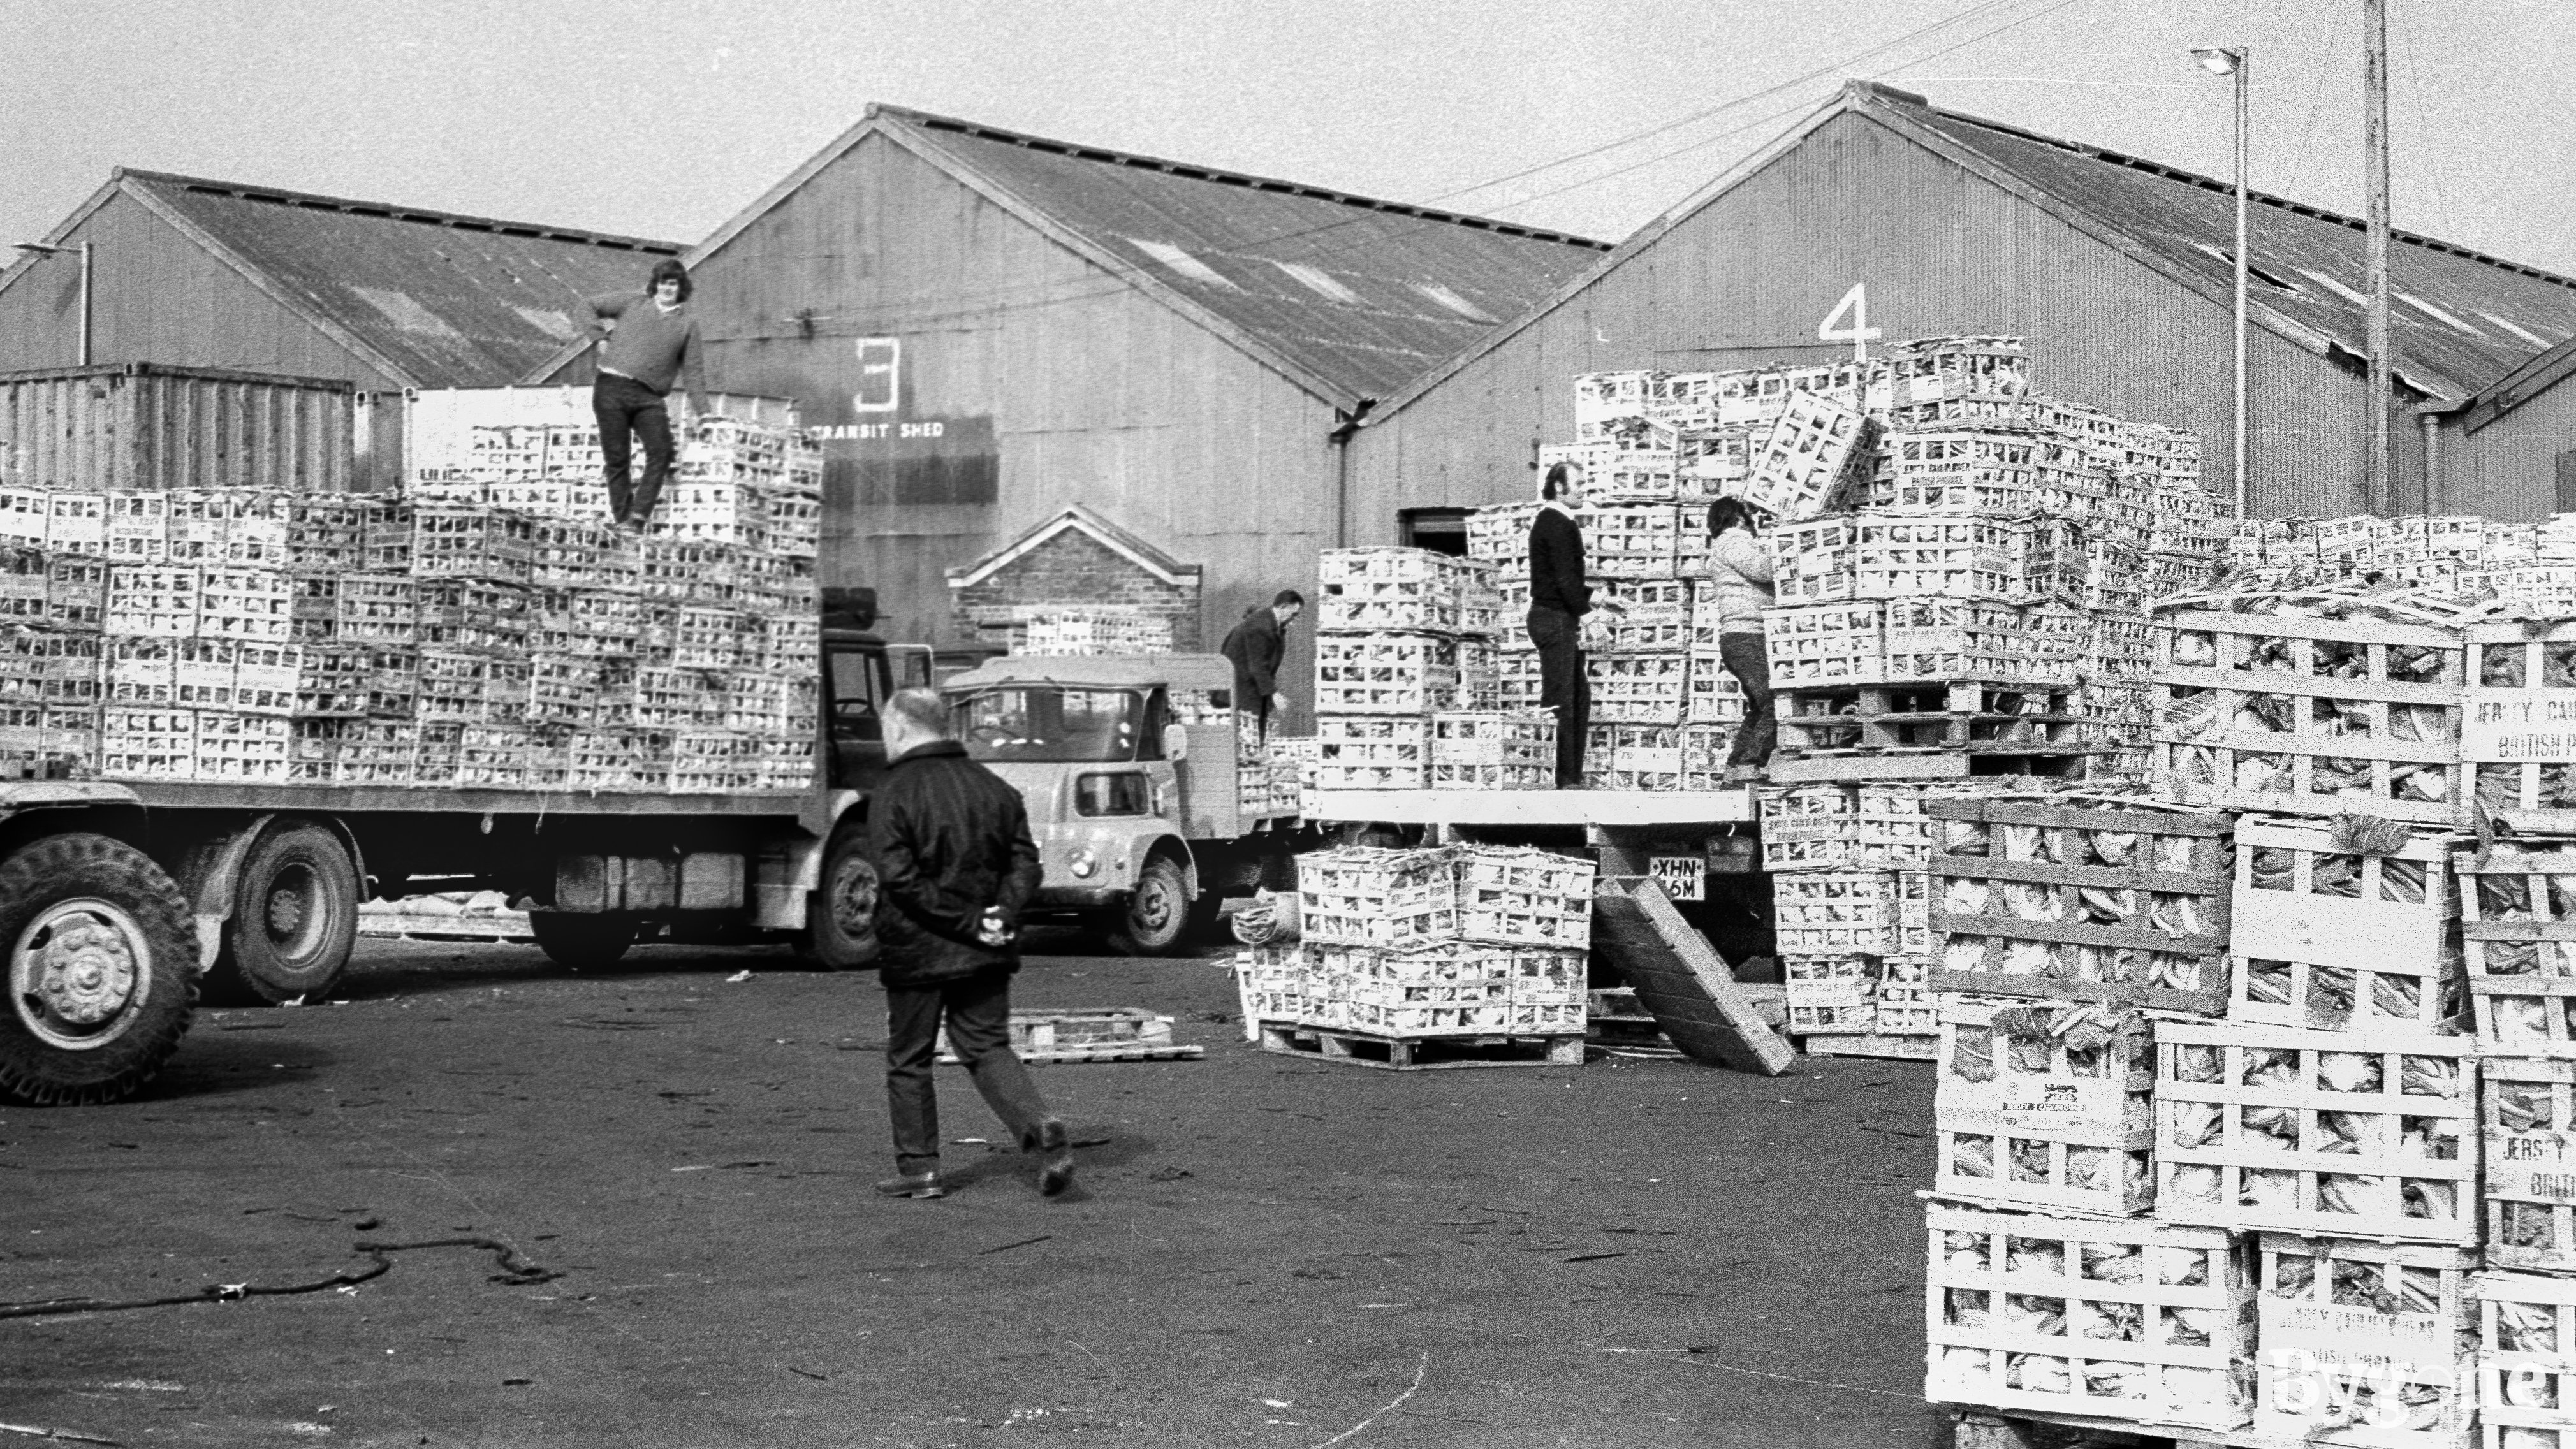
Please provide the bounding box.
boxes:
[1776,681,2085,754]
[356,909,534,943]
[1256,1023,1583,1070]
[1766,749,2093,784]
[1796,1031,1936,1061]
[1951,1408,2267,1448]
[939,1008,1203,1065]
[1590,876,1798,1075]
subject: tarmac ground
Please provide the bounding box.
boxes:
[3,933,1948,1448]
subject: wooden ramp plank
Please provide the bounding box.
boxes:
[1591,877,1797,1077]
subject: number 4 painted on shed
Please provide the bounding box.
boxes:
[1817,284,1882,361]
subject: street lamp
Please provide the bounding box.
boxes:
[11,241,92,367]
[2191,45,2250,520]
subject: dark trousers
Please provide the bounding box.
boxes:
[884,968,1052,1176]
[1720,631,1777,768]
[1527,605,1589,786]
[592,372,674,523]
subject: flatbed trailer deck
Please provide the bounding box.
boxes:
[1306,788,1757,828]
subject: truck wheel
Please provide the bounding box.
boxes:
[204,821,360,1005]
[1106,855,1192,957]
[794,831,881,971]
[529,912,638,972]
[0,833,196,1107]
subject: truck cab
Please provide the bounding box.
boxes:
[939,654,1296,955]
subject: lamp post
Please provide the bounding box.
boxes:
[11,241,92,367]
[2192,45,2250,520]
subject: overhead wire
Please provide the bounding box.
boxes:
[2285,0,2345,196]
[2392,0,2455,236]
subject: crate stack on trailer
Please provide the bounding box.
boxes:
[1294,546,1510,795]
[0,401,821,791]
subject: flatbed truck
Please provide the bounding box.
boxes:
[0,624,933,1106]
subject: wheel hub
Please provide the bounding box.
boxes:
[266,884,307,938]
[831,861,879,936]
[16,905,143,1040]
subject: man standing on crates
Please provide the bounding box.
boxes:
[586,259,706,530]
[1528,462,1618,788]
[868,688,1076,1201]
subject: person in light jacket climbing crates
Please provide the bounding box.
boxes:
[586,259,708,530]
[1704,498,1776,783]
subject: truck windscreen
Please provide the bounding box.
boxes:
[953,688,1146,763]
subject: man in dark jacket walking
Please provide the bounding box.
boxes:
[1528,462,1616,787]
[867,688,1071,1200]
[1219,589,1303,738]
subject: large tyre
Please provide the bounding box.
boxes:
[1105,854,1193,957]
[529,912,639,972]
[0,833,197,1107]
[203,821,359,1005]
[792,830,880,971]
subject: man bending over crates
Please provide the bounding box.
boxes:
[868,688,1076,1201]
[585,259,707,530]
[1220,589,1303,738]
[1527,462,1620,788]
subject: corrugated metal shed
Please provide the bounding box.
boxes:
[1909,107,2576,402]
[569,106,1609,407]
[0,169,682,390]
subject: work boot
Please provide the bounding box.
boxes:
[874,1170,946,1200]
[1034,1120,1076,1197]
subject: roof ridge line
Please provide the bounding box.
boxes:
[115,167,684,254]
[874,106,1610,251]
[1912,105,2576,291]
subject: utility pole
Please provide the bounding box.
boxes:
[2364,0,2393,513]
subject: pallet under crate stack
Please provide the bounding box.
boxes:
[0,404,821,790]
[1236,843,1595,1069]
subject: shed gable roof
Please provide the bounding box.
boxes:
[1368,82,2576,422]
[662,105,1609,407]
[74,170,683,390]
[946,504,1202,590]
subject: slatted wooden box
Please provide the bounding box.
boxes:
[1314,714,1430,791]
[1936,997,2154,1144]
[2230,817,2464,1038]
[2253,1234,2478,1449]
[1926,792,2234,1016]
[2476,1271,2576,1449]
[1783,954,1875,1033]
[1924,1200,2254,1431]
[1585,652,1689,726]
[1454,845,1593,949]
[2483,1057,2576,1274]
[2156,1017,2480,1246]
[2457,847,2576,1056]
[1742,390,1866,520]
[1315,634,1458,717]
[1775,870,1896,954]
[1317,547,1472,635]
[2153,596,2467,825]
[1764,601,1884,685]
[1298,847,1458,950]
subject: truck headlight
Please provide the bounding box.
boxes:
[1067,848,1099,878]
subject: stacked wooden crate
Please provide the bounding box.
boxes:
[1759,780,1980,1058]
[0,405,822,790]
[1307,547,1500,793]
[1248,844,1593,1068]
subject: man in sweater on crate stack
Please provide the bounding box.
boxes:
[587,259,708,531]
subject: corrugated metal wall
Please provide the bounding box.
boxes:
[0,191,408,391]
[0,365,355,491]
[2445,389,2576,518]
[683,133,1342,725]
[1349,110,2423,527]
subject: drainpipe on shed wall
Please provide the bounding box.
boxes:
[1329,400,1375,548]
[2419,413,2441,514]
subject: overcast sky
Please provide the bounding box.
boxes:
[4,0,2572,280]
